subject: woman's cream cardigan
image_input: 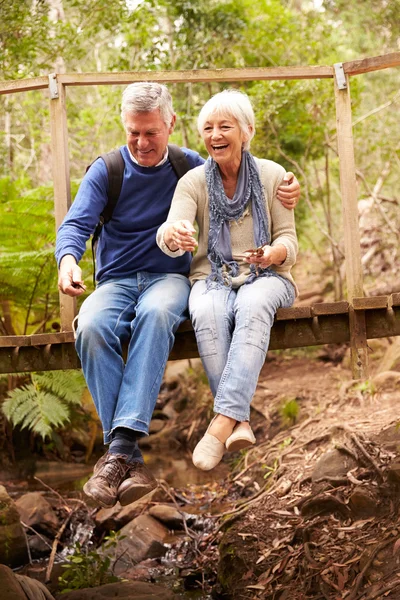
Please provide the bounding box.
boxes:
[157,157,298,293]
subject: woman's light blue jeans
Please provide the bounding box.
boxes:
[75,272,190,443]
[189,275,295,422]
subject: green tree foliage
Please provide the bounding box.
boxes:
[1,0,399,330]
[2,370,86,439]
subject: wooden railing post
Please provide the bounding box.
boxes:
[49,74,76,332]
[334,65,368,379]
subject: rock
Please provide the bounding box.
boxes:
[119,558,159,581]
[0,564,29,600]
[94,488,159,530]
[163,358,203,385]
[371,370,400,392]
[55,581,178,599]
[148,504,185,529]
[148,419,166,434]
[111,514,169,575]
[348,488,378,517]
[27,533,53,558]
[0,485,29,567]
[311,449,358,484]
[0,564,54,600]
[386,461,400,486]
[15,492,59,533]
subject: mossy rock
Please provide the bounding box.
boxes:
[0,486,29,567]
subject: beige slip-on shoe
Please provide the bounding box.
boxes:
[192,432,225,471]
[225,422,256,453]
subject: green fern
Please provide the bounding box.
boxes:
[2,370,86,439]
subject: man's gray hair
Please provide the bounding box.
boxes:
[121,82,175,128]
[197,89,255,151]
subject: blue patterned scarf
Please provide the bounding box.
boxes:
[205,151,270,289]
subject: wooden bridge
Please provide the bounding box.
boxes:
[1,52,400,378]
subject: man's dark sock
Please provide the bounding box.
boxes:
[109,427,144,464]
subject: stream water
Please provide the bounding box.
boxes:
[6,448,231,599]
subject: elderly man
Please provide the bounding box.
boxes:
[55,82,300,509]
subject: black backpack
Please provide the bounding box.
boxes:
[89,144,191,285]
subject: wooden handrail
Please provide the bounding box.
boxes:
[1,51,399,96]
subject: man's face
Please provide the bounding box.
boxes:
[125,110,176,167]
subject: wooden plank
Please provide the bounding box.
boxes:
[30,332,75,345]
[366,308,400,339]
[312,301,349,316]
[391,293,400,307]
[49,78,77,331]
[58,65,333,87]
[353,296,389,310]
[343,52,400,76]
[276,306,312,320]
[2,306,400,373]
[0,76,49,96]
[0,336,33,348]
[0,332,75,348]
[334,73,368,378]
[0,344,80,374]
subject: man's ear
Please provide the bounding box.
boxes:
[169,114,177,134]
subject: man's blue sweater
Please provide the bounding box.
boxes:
[55,145,204,283]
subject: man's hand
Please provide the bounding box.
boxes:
[58,255,86,297]
[164,220,198,252]
[277,172,300,210]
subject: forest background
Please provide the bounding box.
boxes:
[0,0,399,440]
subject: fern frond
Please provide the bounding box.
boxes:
[3,381,74,439]
[3,384,38,424]
[33,371,86,405]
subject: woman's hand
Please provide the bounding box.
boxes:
[245,244,287,268]
[276,172,300,210]
[164,220,198,252]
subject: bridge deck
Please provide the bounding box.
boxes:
[1,295,399,374]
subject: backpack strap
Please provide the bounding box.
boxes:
[90,149,125,286]
[167,144,191,179]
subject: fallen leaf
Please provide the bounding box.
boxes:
[246,584,266,590]
[393,538,400,555]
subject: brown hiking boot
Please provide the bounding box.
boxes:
[83,452,131,508]
[117,461,158,506]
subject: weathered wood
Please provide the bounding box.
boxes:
[49,78,77,331]
[353,296,389,310]
[334,73,368,379]
[57,65,334,87]
[2,306,400,374]
[312,302,349,316]
[343,52,400,76]
[0,344,81,373]
[0,76,49,95]
[391,293,400,307]
[0,52,397,97]
[275,306,312,320]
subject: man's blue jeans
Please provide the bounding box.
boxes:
[189,275,295,422]
[75,272,190,443]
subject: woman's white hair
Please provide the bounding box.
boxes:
[120,82,175,129]
[197,89,255,151]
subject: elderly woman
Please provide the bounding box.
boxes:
[157,90,298,471]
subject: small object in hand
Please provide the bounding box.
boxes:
[244,246,264,258]
[71,282,85,290]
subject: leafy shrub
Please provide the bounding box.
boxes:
[58,532,123,593]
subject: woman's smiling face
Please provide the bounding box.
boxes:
[202,114,248,168]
